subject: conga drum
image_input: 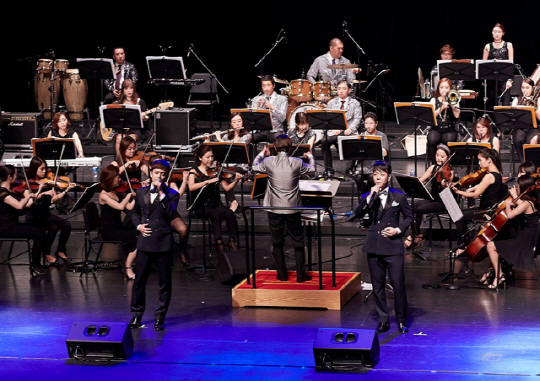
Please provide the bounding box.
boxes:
[34,72,61,119]
[54,59,69,73]
[62,69,87,121]
[36,59,53,73]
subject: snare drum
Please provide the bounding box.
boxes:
[62,69,88,121]
[312,81,336,102]
[54,59,69,72]
[36,59,53,73]
[288,79,313,102]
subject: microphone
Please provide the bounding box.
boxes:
[380,69,390,75]
[367,60,373,76]
[342,21,346,37]
[282,29,288,44]
[50,49,55,59]
[187,43,192,57]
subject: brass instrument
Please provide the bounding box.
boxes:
[520,86,540,109]
[446,88,461,105]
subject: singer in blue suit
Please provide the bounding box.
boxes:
[129,159,180,331]
[354,161,413,334]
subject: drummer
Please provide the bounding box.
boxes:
[307,38,359,85]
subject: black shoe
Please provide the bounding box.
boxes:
[129,316,142,329]
[154,319,165,331]
[276,274,288,281]
[376,322,390,333]
[296,273,312,283]
[30,266,48,276]
[398,323,409,334]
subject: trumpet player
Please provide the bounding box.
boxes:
[250,75,287,144]
[511,78,540,162]
[427,78,460,165]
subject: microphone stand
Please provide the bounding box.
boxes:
[254,30,286,77]
[188,45,229,131]
[342,21,366,97]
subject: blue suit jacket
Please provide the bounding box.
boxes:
[355,188,413,256]
[131,185,179,253]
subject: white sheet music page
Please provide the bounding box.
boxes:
[439,188,463,222]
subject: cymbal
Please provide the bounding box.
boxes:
[257,75,290,85]
[327,63,359,70]
[352,80,367,84]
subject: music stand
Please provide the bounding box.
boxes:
[523,145,540,170]
[337,135,383,211]
[32,138,76,161]
[395,175,433,260]
[203,142,250,165]
[494,105,536,175]
[70,182,100,213]
[267,144,310,158]
[230,108,273,134]
[476,60,514,111]
[250,174,268,200]
[146,56,186,100]
[447,142,490,173]
[99,104,143,151]
[76,58,115,144]
[437,59,475,82]
[394,102,437,175]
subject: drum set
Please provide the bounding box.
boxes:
[34,58,88,120]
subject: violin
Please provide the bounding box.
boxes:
[11,180,52,194]
[436,163,453,184]
[113,178,144,194]
[205,165,238,180]
[168,168,191,183]
[452,168,489,189]
[133,150,174,163]
[41,172,85,190]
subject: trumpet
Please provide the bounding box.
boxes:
[190,127,245,141]
[446,88,461,105]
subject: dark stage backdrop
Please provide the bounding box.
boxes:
[2,1,538,122]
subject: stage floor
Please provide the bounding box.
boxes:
[0,207,539,380]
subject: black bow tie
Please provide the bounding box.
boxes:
[379,189,388,196]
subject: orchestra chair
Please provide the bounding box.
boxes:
[186,73,221,130]
[79,202,123,277]
[0,237,33,275]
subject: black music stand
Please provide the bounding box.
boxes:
[523,145,540,170]
[476,60,514,111]
[76,58,115,144]
[146,56,186,100]
[267,144,310,158]
[306,109,347,178]
[99,104,143,155]
[32,138,76,162]
[231,108,273,134]
[448,142,490,173]
[250,174,268,201]
[494,106,536,175]
[394,102,437,175]
[337,135,383,211]
[395,175,433,260]
[437,60,475,82]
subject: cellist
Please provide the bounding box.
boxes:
[450,148,506,256]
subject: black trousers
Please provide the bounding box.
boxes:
[130,250,173,321]
[320,133,343,169]
[26,214,71,256]
[194,204,237,242]
[427,129,457,165]
[0,223,46,267]
[268,212,306,279]
[367,253,407,324]
[455,207,484,246]
[412,199,447,235]
[513,128,538,163]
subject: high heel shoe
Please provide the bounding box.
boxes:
[30,266,48,276]
[478,268,494,284]
[124,266,136,280]
[404,236,414,250]
[56,252,72,263]
[180,253,190,268]
[488,274,506,289]
[44,257,59,266]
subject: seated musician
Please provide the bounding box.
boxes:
[480,175,539,289]
[113,79,149,155]
[404,144,454,250]
[47,112,84,158]
[518,161,537,177]
[98,164,138,280]
[511,78,540,163]
[321,80,362,177]
[466,117,500,152]
[427,78,460,165]
[111,136,149,186]
[351,112,389,196]
[287,112,316,150]
[25,156,76,265]
[188,144,239,260]
[450,148,506,256]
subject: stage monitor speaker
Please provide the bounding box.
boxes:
[313,328,379,369]
[154,108,196,148]
[1,113,42,148]
[66,321,133,360]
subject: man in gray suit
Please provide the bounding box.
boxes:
[252,135,314,282]
[250,75,288,144]
[307,38,358,85]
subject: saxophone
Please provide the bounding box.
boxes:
[520,86,540,109]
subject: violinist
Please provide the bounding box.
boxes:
[112,136,149,185]
[451,148,505,255]
[0,165,47,276]
[466,117,500,152]
[404,144,454,250]
[47,112,84,158]
[188,145,239,260]
[427,78,460,165]
[481,175,539,289]
[518,161,537,177]
[25,156,76,265]
[98,164,138,280]
[511,78,540,163]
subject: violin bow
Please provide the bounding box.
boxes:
[116,150,135,194]
[17,150,35,196]
[425,152,455,187]
[52,144,66,190]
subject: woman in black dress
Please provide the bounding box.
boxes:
[483,175,539,289]
[47,112,84,157]
[98,164,138,280]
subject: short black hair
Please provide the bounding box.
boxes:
[261,75,275,86]
[372,160,392,175]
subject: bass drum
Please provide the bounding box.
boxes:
[62,69,87,121]
[287,102,325,135]
[34,72,61,119]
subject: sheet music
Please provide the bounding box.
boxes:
[439,188,463,222]
[300,182,331,192]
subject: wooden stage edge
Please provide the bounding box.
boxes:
[231,270,362,310]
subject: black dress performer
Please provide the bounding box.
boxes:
[129,159,180,331]
[354,161,413,334]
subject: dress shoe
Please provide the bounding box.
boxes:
[398,323,409,334]
[129,316,142,329]
[376,322,390,333]
[296,273,312,283]
[30,266,48,276]
[276,275,288,281]
[154,319,165,331]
